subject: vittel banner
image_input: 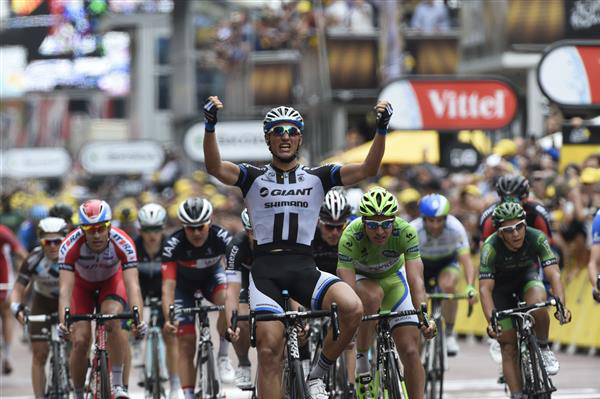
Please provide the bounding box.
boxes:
[379,78,518,130]
[537,40,600,108]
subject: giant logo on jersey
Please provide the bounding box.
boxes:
[259,187,314,197]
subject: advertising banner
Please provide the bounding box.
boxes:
[538,41,600,108]
[80,141,164,175]
[379,77,518,130]
[560,124,600,171]
[1,147,71,178]
[184,120,271,162]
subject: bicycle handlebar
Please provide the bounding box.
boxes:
[27,312,59,324]
[168,303,224,324]
[426,292,476,301]
[491,297,561,333]
[65,306,140,326]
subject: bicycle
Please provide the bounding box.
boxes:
[26,312,71,399]
[65,306,140,399]
[234,289,340,399]
[169,295,222,399]
[422,292,475,399]
[362,304,428,399]
[491,298,564,399]
[143,297,167,399]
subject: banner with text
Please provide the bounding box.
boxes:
[379,78,518,130]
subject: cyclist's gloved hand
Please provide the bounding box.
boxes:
[593,288,600,303]
[203,96,223,132]
[486,324,498,339]
[225,326,240,343]
[465,284,478,305]
[134,321,148,340]
[10,303,27,324]
[554,307,572,324]
[58,323,70,340]
[164,320,178,335]
[375,101,393,134]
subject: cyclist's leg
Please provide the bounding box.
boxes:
[354,277,383,376]
[438,263,461,334]
[0,282,14,374]
[30,292,56,396]
[385,269,422,399]
[173,283,198,399]
[249,272,285,399]
[522,268,549,343]
[70,278,95,396]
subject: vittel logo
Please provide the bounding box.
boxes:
[428,90,506,119]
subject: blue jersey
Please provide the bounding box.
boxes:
[592,209,600,245]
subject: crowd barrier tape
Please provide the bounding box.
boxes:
[453,259,600,349]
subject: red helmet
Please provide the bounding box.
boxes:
[79,200,112,225]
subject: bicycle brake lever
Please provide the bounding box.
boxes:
[168,304,175,324]
[330,303,340,341]
[132,306,140,326]
[249,310,257,348]
[419,303,429,328]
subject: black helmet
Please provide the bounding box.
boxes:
[49,203,74,225]
[496,175,529,201]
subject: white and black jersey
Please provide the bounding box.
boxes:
[16,246,60,299]
[235,163,343,254]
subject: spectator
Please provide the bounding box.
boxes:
[326,0,376,33]
[410,0,450,33]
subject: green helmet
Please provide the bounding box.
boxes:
[492,201,526,228]
[359,187,399,217]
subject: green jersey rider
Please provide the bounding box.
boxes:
[337,187,435,399]
[479,202,571,399]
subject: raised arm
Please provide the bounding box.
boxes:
[340,101,392,186]
[202,96,240,185]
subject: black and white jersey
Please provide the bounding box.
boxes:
[16,246,60,299]
[225,231,253,284]
[235,163,343,254]
[312,228,338,276]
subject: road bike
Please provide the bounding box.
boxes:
[169,295,222,399]
[423,292,474,399]
[362,304,428,399]
[491,298,565,399]
[26,311,71,399]
[65,306,140,399]
[143,297,167,399]
[235,289,340,399]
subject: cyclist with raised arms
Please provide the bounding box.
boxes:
[204,95,392,399]
[337,187,435,399]
[58,200,146,399]
[588,209,600,302]
[11,217,68,399]
[224,208,254,388]
[161,197,233,399]
[410,194,477,356]
[134,203,182,399]
[479,202,571,399]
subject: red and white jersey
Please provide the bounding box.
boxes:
[59,227,138,282]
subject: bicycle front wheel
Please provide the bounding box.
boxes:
[199,343,219,399]
[290,359,308,399]
[151,334,162,399]
[527,335,554,398]
[383,352,405,399]
[49,341,70,399]
[99,351,111,399]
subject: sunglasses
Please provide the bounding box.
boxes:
[41,238,64,246]
[269,126,302,137]
[498,220,526,234]
[364,219,395,230]
[141,226,163,233]
[322,222,345,231]
[184,224,208,232]
[81,221,111,233]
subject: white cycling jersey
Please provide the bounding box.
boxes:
[410,214,470,267]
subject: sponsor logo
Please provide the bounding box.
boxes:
[259,187,269,197]
[479,272,494,279]
[382,250,399,257]
[162,237,180,258]
[405,231,415,241]
[338,254,352,262]
[428,89,507,120]
[260,187,314,197]
[265,201,309,208]
[406,246,419,253]
[541,259,557,267]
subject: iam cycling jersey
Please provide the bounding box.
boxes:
[338,217,420,279]
[592,209,600,245]
[135,235,166,299]
[479,200,552,243]
[161,225,232,281]
[337,217,421,327]
[235,163,342,254]
[58,227,138,282]
[1,224,26,300]
[16,246,59,299]
[312,228,338,275]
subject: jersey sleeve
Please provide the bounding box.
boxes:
[534,230,558,268]
[225,240,243,284]
[480,216,496,243]
[111,229,138,270]
[400,224,421,261]
[593,210,600,245]
[337,230,357,271]
[449,216,471,255]
[235,163,263,197]
[58,229,83,272]
[0,225,25,253]
[214,225,233,251]
[531,203,552,239]
[16,247,42,287]
[310,164,343,192]
[479,240,496,280]
[160,234,180,280]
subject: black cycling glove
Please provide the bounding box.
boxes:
[203,98,219,131]
[376,103,393,134]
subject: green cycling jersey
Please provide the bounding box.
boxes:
[479,227,557,282]
[337,216,421,279]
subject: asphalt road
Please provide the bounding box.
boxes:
[1,325,599,399]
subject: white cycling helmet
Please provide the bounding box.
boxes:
[138,203,167,227]
[241,208,252,231]
[37,217,69,237]
[178,197,213,226]
[263,106,304,133]
[320,190,352,224]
